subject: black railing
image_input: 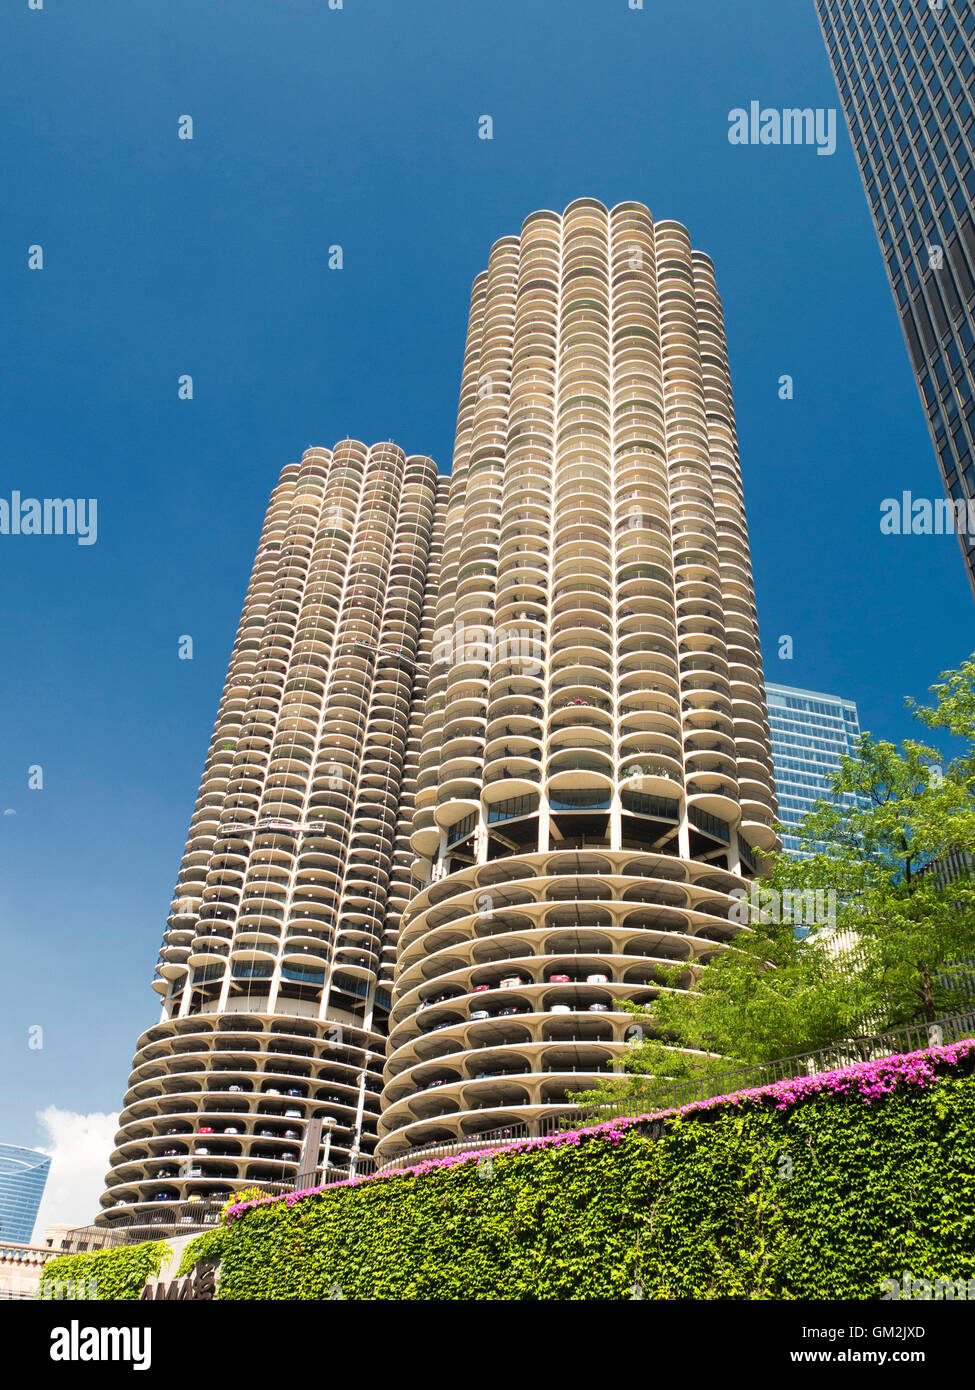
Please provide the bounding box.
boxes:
[377,1010,975,1173]
[61,1014,975,1246]
[68,1152,382,1250]
[77,1184,295,1248]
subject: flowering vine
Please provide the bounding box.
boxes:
[222,1037,975,1223]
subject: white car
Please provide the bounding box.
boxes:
[471,1009,490,1021]
[586,973,609,984]
[550,1004,572,1014]
[499,976,526,989]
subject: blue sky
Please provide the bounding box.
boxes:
[1,0,972,1216]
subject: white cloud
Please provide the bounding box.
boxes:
[31,1108,118,1240]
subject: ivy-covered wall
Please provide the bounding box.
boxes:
[48,1044,975,1300]
[38,1241,168,1301]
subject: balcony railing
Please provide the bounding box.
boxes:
[82,1153,382,1247]
[378,1010,975,1172]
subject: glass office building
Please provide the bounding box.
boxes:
[0,1143,51,1244]
[815,0,975,595]
[766,683,862,854]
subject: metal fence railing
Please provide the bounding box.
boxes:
[66,1156,381,1250]
[376,1010,975,1173]
[67,1181,299,1250]
[53,1012,975,1250]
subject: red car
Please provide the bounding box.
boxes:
[472,984,491,994]
[549,973,570,984]
[198,1126,213,1135]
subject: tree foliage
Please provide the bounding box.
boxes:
[589,657,975,1097]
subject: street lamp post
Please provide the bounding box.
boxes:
[321,1117,336,1184]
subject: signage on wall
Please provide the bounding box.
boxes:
[140,1261,216,1301]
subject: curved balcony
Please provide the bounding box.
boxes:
[378,843,752,1157]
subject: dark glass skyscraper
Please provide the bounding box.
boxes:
[815,0,975,594]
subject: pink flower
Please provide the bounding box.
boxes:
[221,1039,975,1221]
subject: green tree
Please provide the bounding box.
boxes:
[578,657,975,1104]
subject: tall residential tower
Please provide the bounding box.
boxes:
[99,198,780,1210]
[376,198,779,1164]
[99,442,447,1234]
[815,0,975,594]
